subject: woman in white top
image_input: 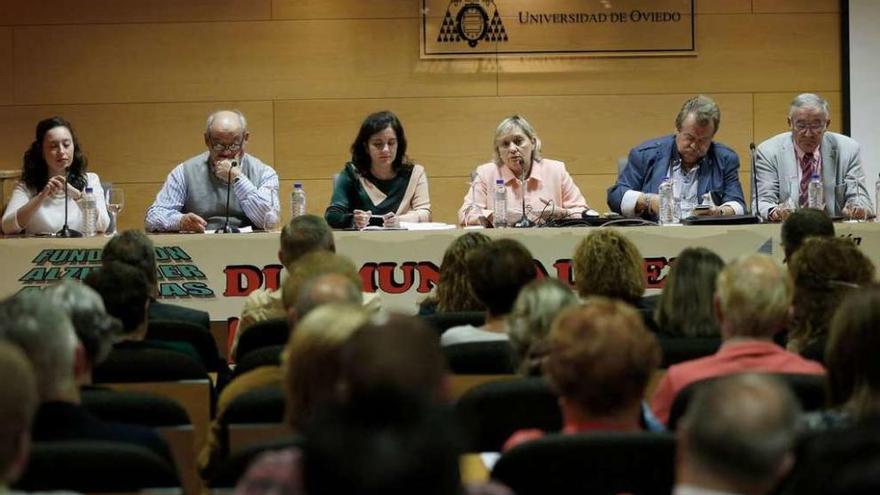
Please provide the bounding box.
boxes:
[2,116,109,235]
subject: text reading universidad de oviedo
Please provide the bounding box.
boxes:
[517,10,683,25]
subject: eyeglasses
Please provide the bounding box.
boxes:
[792,122,826,134]
[208,135,244,153]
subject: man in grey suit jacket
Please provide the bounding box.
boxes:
[755,93,872,221]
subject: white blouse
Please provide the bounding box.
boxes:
[1,172,111,235]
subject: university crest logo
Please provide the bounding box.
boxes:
[436,0,508,48]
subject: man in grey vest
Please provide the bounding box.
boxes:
[145,110,279,232]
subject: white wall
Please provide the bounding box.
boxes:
[849,0,880,209]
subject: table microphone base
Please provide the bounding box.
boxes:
[215,225,240,234]
[512,217,535,228]
[56,226,83,238]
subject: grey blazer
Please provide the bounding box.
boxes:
[755,131,871,219]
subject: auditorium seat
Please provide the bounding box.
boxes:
[232,344,283,378]
[443,340,516,374]
[148,319,226,372]
[220,386,286,457]
[209,435,303,489]
[234,318,289,363]
[422,311,486,336]
[657,336,722,368]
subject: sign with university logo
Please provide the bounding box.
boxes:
[421,0,695,58]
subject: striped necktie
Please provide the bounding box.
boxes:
[799,154,816,208]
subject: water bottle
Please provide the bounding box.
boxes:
[81,187,98,237]
[658,178,678,225]
[807,173,824,210]
[290,182,306,219]
[875,173,880,223]
[493,179,507,228]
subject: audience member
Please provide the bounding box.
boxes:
[0,341,38,489]
[675,374,800,495]
[786,236,875,359]
[507,278,579,376]
[654,247,724,338]
[503,298,662,451]
[651,254,824,424]
[0,292,172,463]
[441,239,537,346]
[102,229,210,330]
[779,208,834,263]
[418,231,491,315]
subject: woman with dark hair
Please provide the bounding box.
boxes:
[418,232,491,315]
[654,247,725,338]
[325,111,431,229]
[2,116,110,235]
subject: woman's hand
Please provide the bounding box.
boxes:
[40,176,67,200]
[382,212,400,228]
[353,209,372,230]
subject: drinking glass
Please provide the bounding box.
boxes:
[844,179,865,222]
[263,187,281,232]
[776,176,797,219]
[106,187,124,234]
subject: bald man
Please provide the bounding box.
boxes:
[145,110,279,232]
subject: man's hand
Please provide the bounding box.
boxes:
[179,213,207,233]
[213,159,241,183]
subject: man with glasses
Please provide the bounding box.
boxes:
[755,93,871,221]
[145,110,279,232]
[607,95,745,221]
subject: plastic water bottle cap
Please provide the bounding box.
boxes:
[294,182,303,188]
[85,187,93,193]
[811,173,820,179]
[495,179,504,185]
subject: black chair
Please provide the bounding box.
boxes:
[491,432,676,495]
[422,311,485,336]
[14,441,180,492]
[667,372,828,430]
[94,347,209,383]
[148,318,225,371]
[209,435,303,488]
[455,377,561,452]
[443,340,516,374]
[235,318,289,362]
[233,344,283,378]
[658,337,722,368]
[223,386,286,425]
[81,387,191,427]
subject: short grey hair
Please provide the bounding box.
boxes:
[205,110,248,135]
[789,93,830,120]
[0,292,78,401]
[681,374,800,486]
[45,281,122,367]
[492,114,543,166]
[294,272,363,320]
[508,279,579,375]
[675,95,721,133]
[716,254,791,337]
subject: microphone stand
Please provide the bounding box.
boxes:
[56,173,82,238]
[749,142,759,219]
[215,160,240,234]
[513,158,534,228]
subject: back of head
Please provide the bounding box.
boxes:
[0,292,77,402]
[45,281,122,368]
[341,315,447,404]
[281,251,360,310]
[0,341,38,484]
[680,374,800,491]
[85,261,152,333]
[101,229,158,291]
[788,237,875,351]
[780,209,834,261]
[573,229,645,303]
[466,238,537,316]
[436,231,491,312]
[508,278,579,375]
[293,272,362,321]
[284,303,369,431]
[545,298,660,416]
[826,283,880,418]
[279,214,335,267]
[655,247,725,338]
[716,254,790,339]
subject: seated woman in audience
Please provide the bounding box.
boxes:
[508,279,579,376]
[654,247,724,338]
[1,116,109,235]
[418,232,491,315]
[458,114,592,226]
[787,237,875,360]
[503,298,663,451]
[325,111,431,229]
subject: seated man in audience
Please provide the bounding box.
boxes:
[607,95,745,220]
[675,374,800,495]
[756,93,872,221]
[0,292,172,464]
[102,229,210,331]
[651,254,825,424]
[0,341,38,490]
[145,110,279,232]
[441,238,537,346]
[780,208,835,263]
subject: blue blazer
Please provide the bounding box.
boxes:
[606,135,745,219]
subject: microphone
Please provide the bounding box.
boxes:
[216,159,240,234]
[749,142,760,218]
[56,165,82,238]
[513,157,534,228]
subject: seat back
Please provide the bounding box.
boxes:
[210,435,303,488]
[235,318,289,362]
[443,340,516,374]
[81,387,191,427]
[455,377,561,452]
[94,347,209,383]
[491,432,676,495]
[658,337,722,368]
[14,440,180,493]
[667,372,828,430]
[423,311,485,336]
[148,319,225,371]
[233,345,283,378]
